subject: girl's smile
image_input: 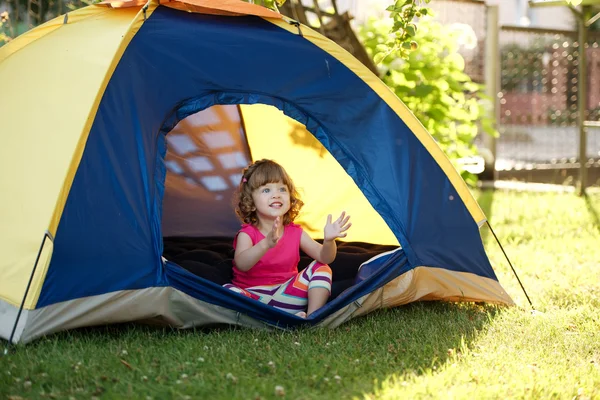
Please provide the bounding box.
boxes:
[252,181,291,220]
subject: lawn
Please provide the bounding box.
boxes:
[1,188,599,399]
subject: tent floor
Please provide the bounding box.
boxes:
[162,237,399,300]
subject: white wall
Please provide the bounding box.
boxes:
[336,0,575,31]
[485,0,574,30]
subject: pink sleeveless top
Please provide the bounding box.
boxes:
[232,223,303,289]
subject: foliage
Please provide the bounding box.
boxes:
[0,10,13,45]
[257,0,286,11]
[377,0,431,63]
[240,0,286,11]
[359,17,496,184]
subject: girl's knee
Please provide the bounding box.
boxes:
[308,262,332,280]
[307,262,332,292]
[307,261,332,276]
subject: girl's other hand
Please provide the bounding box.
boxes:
[266,216,282,248]
[324,211,352,241]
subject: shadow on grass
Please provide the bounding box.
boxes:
[346,302,500,371]
[584,193,600,234]
[0,302,502,399]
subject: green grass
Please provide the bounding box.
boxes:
[2,189,600,399]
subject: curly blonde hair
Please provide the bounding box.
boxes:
[235,159,304,226]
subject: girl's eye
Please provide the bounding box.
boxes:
[262,188,270,193]
[279,187,287,192]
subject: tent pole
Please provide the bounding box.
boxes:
[3,231,53,355]
[486,221,535,310]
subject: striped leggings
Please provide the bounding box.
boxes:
[223,261,333,314]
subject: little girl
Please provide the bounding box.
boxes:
[224,159,351,318]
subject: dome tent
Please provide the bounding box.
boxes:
[0,0,513,344]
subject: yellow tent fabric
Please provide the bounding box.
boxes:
[241,104,399,245]
[0,6,150,308]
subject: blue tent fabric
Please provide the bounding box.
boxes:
[38,8,496,312]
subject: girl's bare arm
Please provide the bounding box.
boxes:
[233,232,270,271]
[300,232,337,265]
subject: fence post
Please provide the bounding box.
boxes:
[577,6,590,196]
[484,4,499,180]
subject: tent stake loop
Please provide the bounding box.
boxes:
[289,20,302,36]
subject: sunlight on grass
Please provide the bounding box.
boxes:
[363,190,600,400]
[481,190,600,311]
[1,190,599,399]
[365,305,600,399]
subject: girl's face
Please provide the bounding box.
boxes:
[251,180,291,222]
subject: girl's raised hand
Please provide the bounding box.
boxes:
[266,216,282,248]
[324,211,352,241]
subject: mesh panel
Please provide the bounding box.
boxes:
[497,27,600,168]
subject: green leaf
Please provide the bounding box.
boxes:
[414,84,435,97]
[435,80,449,92]
[403,70,419,82]
[375,43,389,52]
[390,71,414,88]
[427,106,446,121]
[445,53,465,71]
[481,118,499,137]
[373,52,387,65]
[448,70,470,83]
[456,123,478,139]
[463,82,480,92]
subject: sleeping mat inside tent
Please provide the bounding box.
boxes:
[163,237,400,300]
